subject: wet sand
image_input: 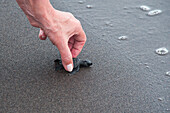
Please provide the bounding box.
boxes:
[0,0,170,112]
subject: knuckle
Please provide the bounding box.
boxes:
[66,12,74,18]
[74,20,82,30]
[84,36,87,42]
[76,20,81,26]
[61,55,72,63]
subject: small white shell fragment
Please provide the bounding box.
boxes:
[86,5,93,9]
[140,5,151,11]
[118,36,128,40]
[78,1,84,4]
[105,21,111,25]
[148,9,162,16]
[158,98,163,101]
[165,71,170,76]
[146,66,150,68]
[155,47,168,55]
[144,63,148,65]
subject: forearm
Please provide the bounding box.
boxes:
[16,0,54,28]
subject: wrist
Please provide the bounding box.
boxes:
[34,1,53,16]
[16,0,55,29]
[33,0,54,24]
[33,3,60,35]
[36,7,58,34]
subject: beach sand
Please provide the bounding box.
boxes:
[0,0,170,112]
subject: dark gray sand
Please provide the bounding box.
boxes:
[0,0,170,112]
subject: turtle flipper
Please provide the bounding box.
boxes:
[54,59,64,71]
[54,58,92,74]
[69,66,80,75]
[80,60,93,67]
[55,65,64,71]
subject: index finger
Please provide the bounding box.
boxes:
[71,28,87,58]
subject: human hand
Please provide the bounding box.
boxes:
[16,0,86,72]
[39,10,87,72]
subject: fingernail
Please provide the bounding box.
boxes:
[42,36,45,39]
[67,64,73,72]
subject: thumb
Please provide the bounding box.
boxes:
[56,39,73,72]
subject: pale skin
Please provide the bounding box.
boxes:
[16,0,87,72]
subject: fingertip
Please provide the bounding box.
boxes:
[39,29,47,40]
[67,64,73,72]
[62,58,73,72]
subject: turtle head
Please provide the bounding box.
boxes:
[80,60,92,67]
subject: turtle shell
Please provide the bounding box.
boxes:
[73,58,81,68]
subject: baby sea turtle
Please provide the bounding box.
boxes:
[54,58,92,74]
